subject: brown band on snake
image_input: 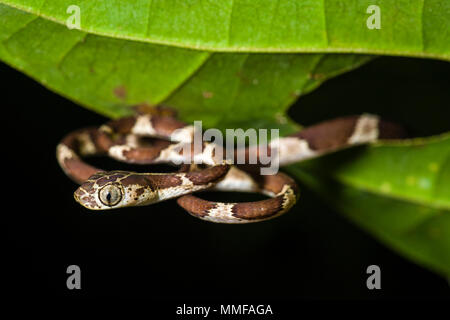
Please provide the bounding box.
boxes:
[289,116,359,150]
[56,127,110,184]
[184,164,231,185]
[119,139,172,164]
[288,115,407,151]
[175,196,217,218]
[377,119,408,139]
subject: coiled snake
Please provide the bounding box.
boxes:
[57,109,405,223]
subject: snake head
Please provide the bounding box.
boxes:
[74,171,158,210]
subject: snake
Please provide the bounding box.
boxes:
[57,111,405,223]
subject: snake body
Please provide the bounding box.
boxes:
[177,166,299,223]
[98,113,403,167]
[57,112,405,223]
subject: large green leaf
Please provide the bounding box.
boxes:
[2,0,449,61]
[0,3,372,132]
[287,134,450,276]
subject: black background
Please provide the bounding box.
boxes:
[5,56,450,306]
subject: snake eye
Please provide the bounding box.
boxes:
[99,184,122,207]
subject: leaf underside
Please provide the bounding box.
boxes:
[1,1,449,276]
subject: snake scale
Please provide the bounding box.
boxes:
[57,109,405,223]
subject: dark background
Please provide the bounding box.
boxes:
[5,56,450,305]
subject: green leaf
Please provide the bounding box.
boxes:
[1,0,448,60]
[1,1,449,276]
[0,3,372,133]
[287,134,450,276]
